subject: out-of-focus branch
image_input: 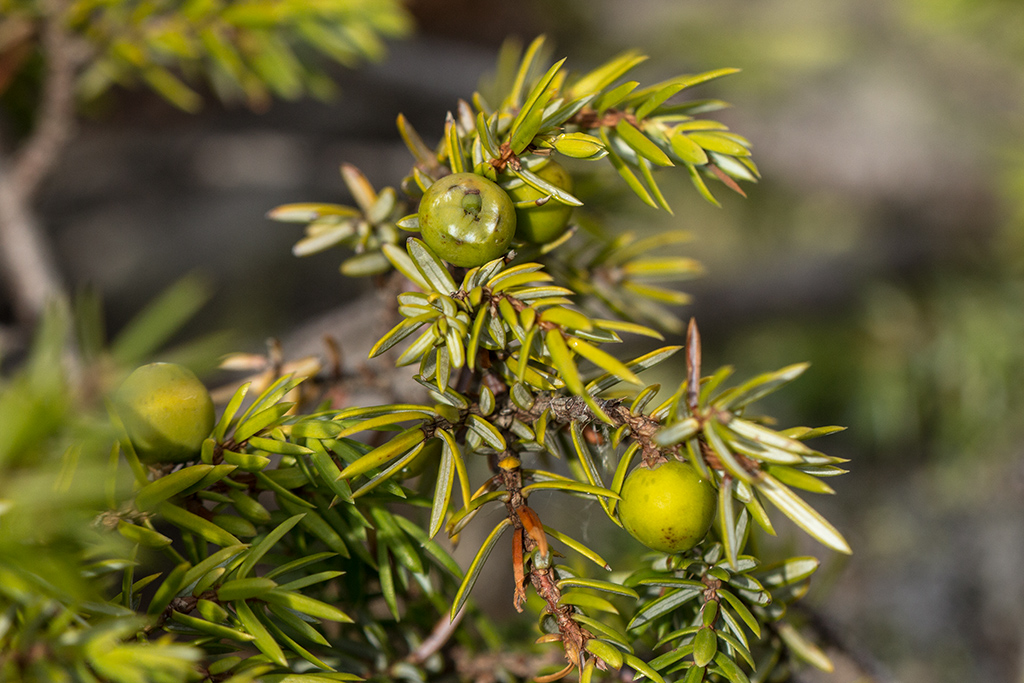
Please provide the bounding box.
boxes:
[0,163,65,325]
[11,0,79,200]
[0,0,80,326]
[404,606,466,666]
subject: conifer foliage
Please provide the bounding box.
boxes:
[0,34,851,683]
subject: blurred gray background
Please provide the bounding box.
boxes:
[17,1,1024,681]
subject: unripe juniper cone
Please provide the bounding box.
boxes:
[507,160,575,244]
[618,459,717,554]
[418,172,516,267]
[113,362,215,464]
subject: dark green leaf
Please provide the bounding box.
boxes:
[717,363,809,411]
[572,614,633,649]
[718,479,740,568]
[234,600,288,668]
[382,243,431,290]
[117,520,172,548]
[263,589,353,623]
[556,577,638,599]
[247,436,312,456]
[377,542,399,620]
[543,525,610,571]
[235,402,295,443]
[756,474,851,554]
[713,651,751,683]
[369,315,432,358]
[236,514,305,579]
[628,585,703,630]
[686,163,720,207]
[451,518,511,618]
[648,643,694,670]
[179,545,248,595]
[370,507,425,575]
[693,627,718,667]
[776,622,833,672]
[615,120,672,166]
[588,346,681,394]
[569,50,648,97]
[235,373,302,427]
[688,132,750,157]
[561,591,619,614]
[264,552,339,581]
[146,563,189,616]
[260,674,362,683]
[600,128,657,207]
[169,611,255,642]
[256,471,314,509]
[544,329,583,395]
[508,58,567,153]
[217,577,277,602]
[670,130,709,165]
[306,443,354,503]
[624,652,666,683]
[393,514,464,580]
[754,557,819,588]
[466,414,506,450]
[338,427,426,480]
[764,465,835,495]
[654,417,700,447]
[213,382,250,442]
[158,502,241,547]
[570,421,604,489]
[569,337,643,386]
[718,589,761,639]
[703,421,755,484]
[585,639,624,669]
[406,238,457,293]
[135,464,215,511]
[429,436,455,538]
[279,500,350,557]
[637,577,706,589]
[520,480,620,500]
[594,80,639,113]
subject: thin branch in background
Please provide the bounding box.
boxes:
[0,0,79,326]
[0,161,65,325]
[404,606,466,666]
[11,0,79,200]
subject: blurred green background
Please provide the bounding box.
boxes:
[7,0,1024,682]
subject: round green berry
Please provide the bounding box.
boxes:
[618,459,717,554]
[113,362,215,464]
[506,160,575,244]
[397,437,443,480]
[418,172,516,267]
